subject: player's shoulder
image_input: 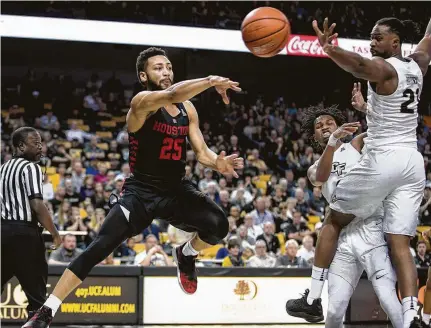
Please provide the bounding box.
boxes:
[182,100,198,117]
[130,91,151,108]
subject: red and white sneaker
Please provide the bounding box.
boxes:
[172,244,198,295]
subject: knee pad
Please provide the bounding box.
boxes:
[201,205,228,245]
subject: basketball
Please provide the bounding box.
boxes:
[241,7,291,58]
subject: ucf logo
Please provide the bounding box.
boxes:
[332,162,346,176]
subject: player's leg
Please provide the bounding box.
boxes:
[362,245,403,328]
[383,150,425,328]
[423,267,431,326]
[168,179,228,294]
[23,203,134,328]
[325,252,363,328]
[287,150,389,320]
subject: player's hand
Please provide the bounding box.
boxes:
[332,122,361,139]
[351,82,367,112]
[51,233,62,250]
[422,229,431,243]
[209,76,242,105]
[312,17,338,49]
[215,151,244,178]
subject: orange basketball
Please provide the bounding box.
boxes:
[241,7,291,58]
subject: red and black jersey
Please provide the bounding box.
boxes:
[128,103,189,180]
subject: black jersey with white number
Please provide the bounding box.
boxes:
[128,103,189,180]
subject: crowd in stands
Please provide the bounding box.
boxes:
[3,1,431,42]
[2,64,430,269]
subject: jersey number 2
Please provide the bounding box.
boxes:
[159,137,183,160]
[400,88,419,114]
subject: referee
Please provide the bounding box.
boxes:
[1,127,61,320]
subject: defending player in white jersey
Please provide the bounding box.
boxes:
[285,102,402,328]
[287,17,431,328]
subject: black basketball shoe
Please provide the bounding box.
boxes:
[285,288,324,323]
[22,305,53,328]
[409,317,427,328]
[172,243,198,294]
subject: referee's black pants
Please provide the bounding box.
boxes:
[1,225,48,313]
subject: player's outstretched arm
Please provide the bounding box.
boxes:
[409,18,431,76]
[312,18,395,82]
[130,76,241,120]
[185,101,244,178]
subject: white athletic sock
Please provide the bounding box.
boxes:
[182,241,199,257]
[402,296,418,328]
[44,294,62,316]
[423,313,430,325]
[307,265,328,305]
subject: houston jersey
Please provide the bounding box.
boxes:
[365,57,423,149]
[128,103,189,179]
[317,143,362,202]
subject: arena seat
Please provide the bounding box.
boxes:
[56,140,72,149]
[48,173,60,191]
[112,116,126,123]
[159,232,169,244]
[276,232,285,253]
[308,215,321,224]
[44,103,52,110]
[1,110,8,118]
[78,124,90,132]
[97,143,109,150]
[100,120,117,128]
[96,131,113,139]
[198,244,223,259]
[67,119,84,126]
[259,174,271,182]
[133,243,146,254]
[307,223,315,232]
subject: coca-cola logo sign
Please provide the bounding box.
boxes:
[286,34,338,57]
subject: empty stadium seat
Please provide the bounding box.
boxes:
[96,131,113,139]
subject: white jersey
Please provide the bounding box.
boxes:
[315,142,385,246]
[317,142,361,202]
[365,57,423,149]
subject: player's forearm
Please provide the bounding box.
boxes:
[315,145,337,182]
[166,77,212,104]
[323,45,369,77]
[196,147,218,171]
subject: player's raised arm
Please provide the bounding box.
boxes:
[131,76,241,119]
[408,18,431,76]
[312,18,395,82]
[184,101,244,178]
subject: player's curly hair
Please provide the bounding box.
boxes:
[376,17,420,44]
[136,47,167,85]
[301,104,346,149]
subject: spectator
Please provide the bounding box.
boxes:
[246,240,276,268]
[283,211,312,244]
[53,200,71,230]
[230,185,253,208]
[226,216,237,240]
[134,234,173,267]
[249,197,275,226]
[256,222,281,255]
[222,239,244,267]
[218,190,231,216]
[198,168,217,192]
[308,187,325,218]
[420,182,431,225]
[43,174,54,201]
[297,235,315,265]
[84,136,105,160]
[234,224,255,250]
[71,161,86,193]
[243,213,263,243]
[40,110,58,130]
[275,239,309,268]
[415,241,431,267]
[48,234,83,265]
[63,179,80,206]
[66,122,92,143]
[294,188,310,218]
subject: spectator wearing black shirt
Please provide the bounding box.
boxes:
[283,211,311,245]
[308,187,326,218]
[256,222,281,255]
[415,241,431,268]
[218,190,232,216]
[420,183,431,225]
[63,179,81,207]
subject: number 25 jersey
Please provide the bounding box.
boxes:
[128,103,189,179]
[365,57,423,150]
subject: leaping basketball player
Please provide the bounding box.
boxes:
[287,17,431,328]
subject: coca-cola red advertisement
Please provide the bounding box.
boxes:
[286,34,339,57]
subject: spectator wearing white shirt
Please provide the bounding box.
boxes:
[230,186,253,207]
[198,168,217,192]
[246,240,276,268]
[249,197,274,226]
[243,214,263,244]
[134,234,173,267]
[66,122,92,144]
[43,174,54,201]
[40,110,58,130]
[297,235,315,265]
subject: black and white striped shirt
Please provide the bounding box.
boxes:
[1,157,43,224]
